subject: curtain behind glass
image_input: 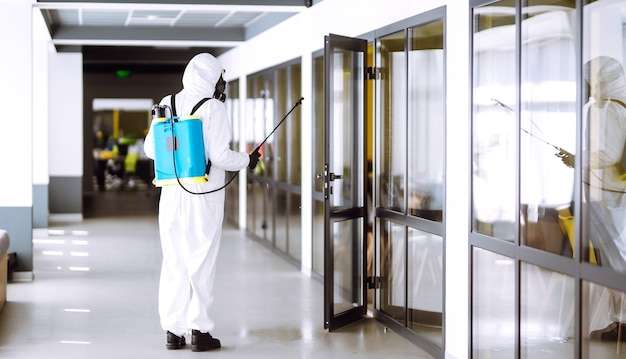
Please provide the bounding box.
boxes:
[408,19,445,222]
[378,31,407,213]
[581,1,626,355]
[472,2,517,241]
[520,3,576,256]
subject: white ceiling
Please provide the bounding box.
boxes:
[35,0,313,72]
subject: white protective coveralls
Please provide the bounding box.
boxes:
[582,56,626,333]
[143,53,250,336]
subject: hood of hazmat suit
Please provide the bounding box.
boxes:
[585,56,626,105]
[583,56,626,187]
[182,53,223,100]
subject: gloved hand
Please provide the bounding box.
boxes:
[555,149,574,168]
[249,149,261,170]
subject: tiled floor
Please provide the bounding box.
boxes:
[0,189,431,358]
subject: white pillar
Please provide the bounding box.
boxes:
[47,50,83,220]
[33,8,50,229]
[0,0,34,276]
[445,3,471,359]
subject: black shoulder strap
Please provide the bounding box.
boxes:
[190,97,213,176]
[191,98,212,116]
[170,95,211,117]
[170,94,177,117]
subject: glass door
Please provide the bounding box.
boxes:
[322,34,368,331]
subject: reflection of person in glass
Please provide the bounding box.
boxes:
[567,56,626,271]
[558,56,626,340]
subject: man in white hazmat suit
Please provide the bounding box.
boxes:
[144,53,260,351]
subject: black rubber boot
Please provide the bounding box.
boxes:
[191,329,221,352]
[166,331,186,350]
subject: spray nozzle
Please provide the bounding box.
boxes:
[152,104,172,120]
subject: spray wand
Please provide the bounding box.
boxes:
[491,98,574,168]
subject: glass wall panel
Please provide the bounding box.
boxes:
[407,227,443,344]
[247,62,301,259]
[521,263,575,358]
[246,179,255,234]
[225,79,240,224]
[330,49,364,209]
[378,30,407,213]
[472,247,515,358]
[275,188,288,252]
[252,181,268,241]
[263,79,276,179]
[266,185,275,244]
[312,55,325,276]
[276,68,288,183]
[313,57,325,193]
[313,199,324,275]
[274,67,289,253]
[289,63,302,186]
[248,75,265,156]
[470,1,626,358]
[407,20,445,223]
[472,1,517,241]
[520,2,576,256]
[289,193,302,261]
[246,77,259,234]
[374,14,446,353]
[333,218,364,315]
[581,0,626,270]
[583,280,626,358]
[380,219,406,324]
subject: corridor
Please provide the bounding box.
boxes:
[0,190,429,358]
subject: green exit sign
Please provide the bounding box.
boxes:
[116,70,131,78]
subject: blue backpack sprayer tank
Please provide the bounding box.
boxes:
[151,95,213,187]
[151,96,304,195]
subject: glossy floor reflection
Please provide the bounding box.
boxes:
[0,192,430,359]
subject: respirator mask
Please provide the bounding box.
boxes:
[213,70,227,102]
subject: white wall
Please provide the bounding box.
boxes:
[48,51,83,177]
[220,0,446,78]
[33,8,50,186]
[445,4,471,359]
[0,0,33,206]
[219,1,472,358]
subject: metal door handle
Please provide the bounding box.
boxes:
[329,173,342,181]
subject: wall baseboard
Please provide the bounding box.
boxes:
[12,271,33,282]
[49,176,82,214]
[49,213,83,223]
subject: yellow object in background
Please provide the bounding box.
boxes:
[558,206,597,264]
[254,158,265,175]
[125,152,139,173]
[98,150,117,160]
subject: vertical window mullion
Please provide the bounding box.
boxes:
[515,1,522,359]
[404,27,410,327]
[574,2,583,358]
